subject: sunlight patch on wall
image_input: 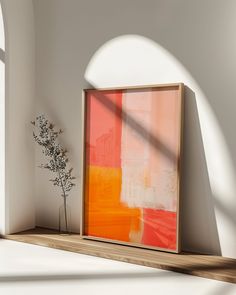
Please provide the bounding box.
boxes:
[85,34,236,257]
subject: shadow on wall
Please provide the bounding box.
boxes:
[84,82,222,255]
[84,34,236,256]
[181,87,221,255]
[83,35,225,255]
[34,0,236,256]
[0,48,4,62]
[0,270,178,283]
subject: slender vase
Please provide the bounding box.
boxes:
[59,197,71,234]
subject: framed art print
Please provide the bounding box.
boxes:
[81,83,184,253]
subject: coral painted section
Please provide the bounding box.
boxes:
[142,209,177,250]
[86,90,122,168]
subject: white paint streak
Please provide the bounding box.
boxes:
[121,90,177,211]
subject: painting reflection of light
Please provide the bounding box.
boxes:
[85,35,236,257]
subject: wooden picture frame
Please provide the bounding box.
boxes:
[80,83,184,253]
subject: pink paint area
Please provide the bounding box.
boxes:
[142,209,177,250]
[121,88,181,212]
[86,90,122,168]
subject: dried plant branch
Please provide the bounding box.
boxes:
[31,115,76,199]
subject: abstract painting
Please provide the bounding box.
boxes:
[82,84,184,253]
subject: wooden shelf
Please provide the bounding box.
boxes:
[2,227,236,284]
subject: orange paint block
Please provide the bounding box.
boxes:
[85,166,141,242]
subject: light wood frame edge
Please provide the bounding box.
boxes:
[80,83,184,254]
[176,82,184,253]
[83,82,182,92]
[80,90,86,236]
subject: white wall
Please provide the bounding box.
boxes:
[0,0,35,234]
[33,0,236,258]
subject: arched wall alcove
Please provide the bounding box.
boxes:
[0,0,35,235]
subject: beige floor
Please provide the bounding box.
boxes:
[0,239,235,295]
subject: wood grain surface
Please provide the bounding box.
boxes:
[2,227,236,284]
